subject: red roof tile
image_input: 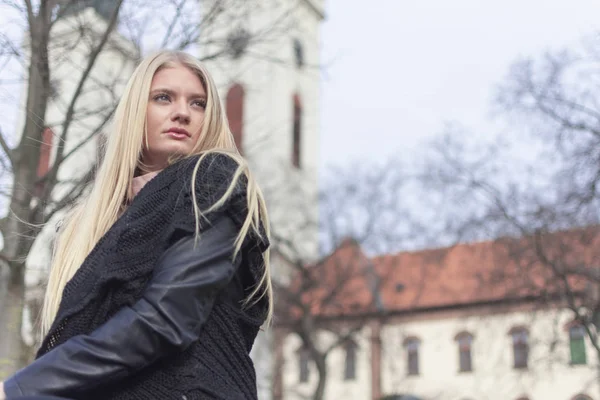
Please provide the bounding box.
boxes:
[278,227,600,320]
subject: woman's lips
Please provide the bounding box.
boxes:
[166,131,188,140]
[165,127,190,140]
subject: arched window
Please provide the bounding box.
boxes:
[291,94,302,168]
[515,397,530,400]
[226,83,245,153]
[509,326,529,369]
[343,341,358,380]
[572,394,593,400]
[37,127,54,178]
[455,332,473,372]
[403,337,420,376]
[35,127,54,196]
[569,324,587,365]
[297,346,310,383]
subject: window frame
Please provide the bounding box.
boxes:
[343,340,358,381]
[569,324,587,366]
[297,346,310,383]
[509,327,529,370]
[455,332,474,373]
[404,337,421,376]
[225,83,245,154]
[291,94,302,168]
[293,38,304,68]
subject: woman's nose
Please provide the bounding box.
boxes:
[171,103,190,123]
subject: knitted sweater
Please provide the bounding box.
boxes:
[37,153,270,400]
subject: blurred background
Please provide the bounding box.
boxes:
[1,1,599,399]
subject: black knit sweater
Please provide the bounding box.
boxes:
[37,153,269,400]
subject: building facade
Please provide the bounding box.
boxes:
[280,305,597,400]
[199,2,325,398]
[199,0,324,260]
[276,235,600,400]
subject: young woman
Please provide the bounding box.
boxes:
[0,50,272,400]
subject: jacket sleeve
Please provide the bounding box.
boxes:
[3,215,240,398]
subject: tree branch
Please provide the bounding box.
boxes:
[47,0,124,187]
[323,324,364,356]
[42,167,96,224]
[159,0,187,48]
[0,128,14,168]
[23,0,35,33]
[35,103,115,201]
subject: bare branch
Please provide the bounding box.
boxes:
[36,103,115,198]
[43,167,96,224]
[23,0,35,31]
[47,0,124,186]
[0,127,14,168]
[159,0,187,48]
[322,325,364,356]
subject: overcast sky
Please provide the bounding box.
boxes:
[1,1,599,170]
[318,0,600,169]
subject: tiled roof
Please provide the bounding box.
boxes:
[278,227,600,320]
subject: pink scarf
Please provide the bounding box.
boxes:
[132,170,161,197]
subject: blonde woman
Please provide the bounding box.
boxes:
[1,50,272,400]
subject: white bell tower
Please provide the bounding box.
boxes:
[199,1,325,398]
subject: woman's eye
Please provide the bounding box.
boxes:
[193,99,207,108]
[154,94,170,102]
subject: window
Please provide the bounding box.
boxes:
[292,94,302,168]
[343,341,357,380]
[510,327,529,369]
[226,83,245,153]
[293,39,304,68]
[298,346,310,383]
[572,395,593,400]
[456,332,473,372]
[37,128,54,179]
[404,337,420,376]
[35,127,54,196]
[569,325,587,365]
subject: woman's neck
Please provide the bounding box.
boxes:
[132,170,161,197]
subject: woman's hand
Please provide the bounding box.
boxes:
[0,381,5,399]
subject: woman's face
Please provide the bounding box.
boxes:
[142,63,207,172]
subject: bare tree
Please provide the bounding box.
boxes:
[271,160,412,400]
[419,33,600,390]
[0,0,297,375]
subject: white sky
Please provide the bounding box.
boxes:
[2,1,599,170]
[318,0,600,168]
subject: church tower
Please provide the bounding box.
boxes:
[199,0,324,255]
[198,1,325,398]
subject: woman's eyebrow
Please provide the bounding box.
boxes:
[150,88,206,99]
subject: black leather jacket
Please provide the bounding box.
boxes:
[4,216,241,399]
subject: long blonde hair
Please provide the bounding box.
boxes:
[41,50,272,336]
